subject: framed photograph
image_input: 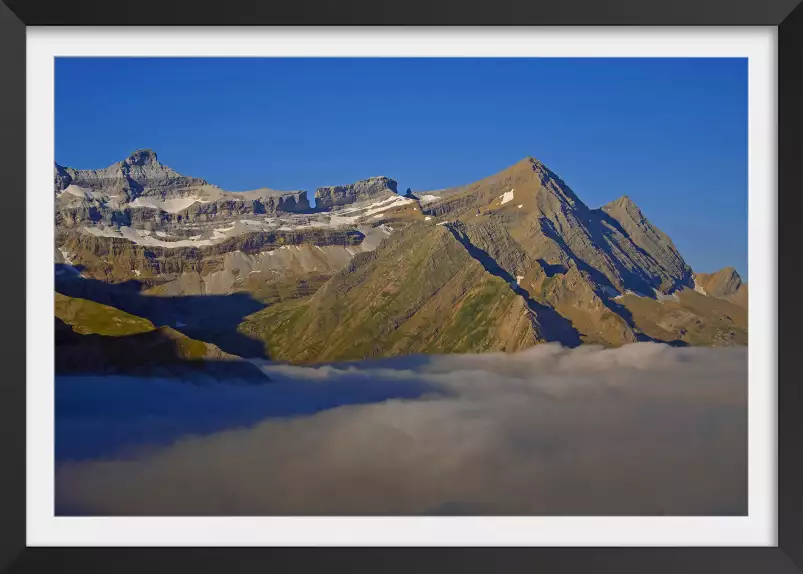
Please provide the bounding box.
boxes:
[1,0,801,572]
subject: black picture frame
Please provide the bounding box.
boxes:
[0,1,800,572]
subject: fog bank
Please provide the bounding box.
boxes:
[55,343,747,516]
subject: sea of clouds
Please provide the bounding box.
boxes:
[55,342,747,516]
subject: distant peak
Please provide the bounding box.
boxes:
[125,149,159,166]
[514,156,544,169]
[694,267,743,297]
[365,175,397,187]
[716,266,742,282]
[317,176,398,193]
[606,194,642,213]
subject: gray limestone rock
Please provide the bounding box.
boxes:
[54,149,209,201]
[314,176,398,209]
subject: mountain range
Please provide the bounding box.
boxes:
[54,150,747,374]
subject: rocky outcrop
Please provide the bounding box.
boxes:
[314,176,398,209]
[56,192,311,228]
[262,190,310,213]
[55,150,316,230]
[421,193,478,218]
[694,267,743,298]
[56,205,158,228]
[176,191,309,220]
[54,164,72,192]
[598,195,693,292]
[58,228,367,282]
[207,229,364,255]
[54,149,209,200]
[449,220,534,280]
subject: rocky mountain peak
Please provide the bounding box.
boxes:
[608,195,640,211]
[694,267,743,298]
[125,149,159,167]
[602,195,649,225]
[362,176,399,194]
[54,149,208,200]
[512,156,544,169]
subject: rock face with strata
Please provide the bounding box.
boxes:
[694,267,743,298]
[54,149,311,228]
[693,267,748,309]
[598,195,692,291]
[54,149,209,200]
[314,176,398,209]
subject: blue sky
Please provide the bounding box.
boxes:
[55,58,747,275]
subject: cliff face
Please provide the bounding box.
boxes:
[56,192,311,228]
[694,267,743,298]
[57,228,367,284]
[694,267,748,308]
[54,149,210,200]
[314,176,398,209]
[54,149,312,229]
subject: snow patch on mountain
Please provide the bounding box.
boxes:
[82,223,239,248]
[499,189,514,205]
[58,247,74,265]
[129,196,203,213]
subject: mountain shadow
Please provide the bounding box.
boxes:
[55,264,268,358]
[537,215,642,296]
[55,352,450,462]
[55,317,270,382]
[536,259,567,278]
[445,226,582,347]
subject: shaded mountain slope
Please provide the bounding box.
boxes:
[55,269,268,358]
[446,219,638,346]
[55,291,155,336]
[55,295,269,382]
[239,223,579,364]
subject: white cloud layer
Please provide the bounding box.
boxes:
[55,343,747,516]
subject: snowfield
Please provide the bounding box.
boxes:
[129,196,204,213]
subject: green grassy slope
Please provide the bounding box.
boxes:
[239,223,539,364]
[55,292,155,335]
